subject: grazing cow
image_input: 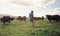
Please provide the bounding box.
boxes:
[0,16,14,24]
[54,15,60,22]
[17,16,26,21]
[10,17,15,21]
[33,16,44,20]
[0,16,10,24]
[46,15,54,22]
[33,17,41,20]
[46,15,60,22]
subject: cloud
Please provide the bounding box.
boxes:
[53,8,60,15]
[11,0,55,8]
[46,8,60,15]
[54,8,60,12]
[0,0,56,17]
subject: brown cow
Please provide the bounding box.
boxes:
[17,16,26,21]
[33,16,44,20]
[33,17,41,20]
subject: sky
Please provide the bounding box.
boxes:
[0,0,60,17]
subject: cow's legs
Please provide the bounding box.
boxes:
[7,20,10,25]
[49,20,51,22]
[3,22,6,25]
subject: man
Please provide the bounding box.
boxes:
[29,10,34,27]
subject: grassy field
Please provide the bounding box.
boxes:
[0,19,60,36]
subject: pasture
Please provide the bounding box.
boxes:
[0,19,60,36]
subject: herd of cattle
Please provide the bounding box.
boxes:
[0,15,60,24]
[0,16,44,24]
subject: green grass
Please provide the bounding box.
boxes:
[0,19,60,36]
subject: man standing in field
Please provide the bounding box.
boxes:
[29,10,34,27]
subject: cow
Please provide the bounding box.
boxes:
[46,15,54,22]
[46,15,60,22]
[10,17,15,21]
[0,16,14,24]
[17,16,26,21]
[33,17,41,20]
[0,16,10,24]
[33,16,44,20]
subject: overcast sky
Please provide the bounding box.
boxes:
[0,0,60,17]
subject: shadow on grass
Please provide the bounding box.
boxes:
[2,23,10,28]
[29,29,51,36]
[50,21,60,30]
[34,26,42,28]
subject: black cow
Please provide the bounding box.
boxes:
[46,15,60,22]
[0,16,13,24]
[46,15,54,22]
